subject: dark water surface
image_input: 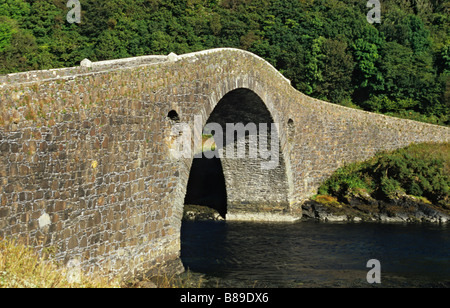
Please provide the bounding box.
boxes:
[180,220,450,287]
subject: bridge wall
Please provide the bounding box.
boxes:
[0,49,448,279]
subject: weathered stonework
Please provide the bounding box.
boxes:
[0,48,449,280]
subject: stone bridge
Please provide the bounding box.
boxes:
[0,48,448,279]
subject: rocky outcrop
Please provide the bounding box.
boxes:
[302,194,450,224]
[183,204,225,221]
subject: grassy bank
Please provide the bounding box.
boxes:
[0,237,205,288]
[315,142,449,210]
[0,238,120,288]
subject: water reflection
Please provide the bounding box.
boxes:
[180,220,450,287]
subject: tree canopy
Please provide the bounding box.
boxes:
[0,0,448,125]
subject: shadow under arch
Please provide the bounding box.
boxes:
[183,88,291,220]
[184,151,228,218]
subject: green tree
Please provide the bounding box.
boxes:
[351,38,383,102]
[405,15,431,53]
[0,17,39,74]
[379,41,434,101]
[317,38,355,104]
[0,21,14,52]
[0,0,30,24]
[0,0,447,126]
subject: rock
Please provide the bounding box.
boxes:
[301,201,349,222]
[303,194,450,224]
[323,214,348,222]
[301,202,317,219]
[183,204,224,221]
[38,212,51,231]
[377,214,404,223]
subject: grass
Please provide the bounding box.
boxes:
[0,238,119,288]
[0,237,205,288]
[127,269,205,288]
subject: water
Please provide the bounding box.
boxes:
[180,220,450,287]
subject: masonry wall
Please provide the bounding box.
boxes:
[0,48,449,279]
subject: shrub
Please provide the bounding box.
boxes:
[317,143,449,206]
[318,160,374,199]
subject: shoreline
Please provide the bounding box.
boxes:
[183,195,450,225]
[301,194,450,224]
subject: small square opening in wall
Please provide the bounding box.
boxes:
[288,119,294,142]
[167,110,180,123]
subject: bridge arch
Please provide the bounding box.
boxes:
[182,88,294,221]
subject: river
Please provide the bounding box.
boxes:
[180,220,450,287]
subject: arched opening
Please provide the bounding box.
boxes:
[180,88,291,280]
[182,88,289,220]
[183,153,227,218]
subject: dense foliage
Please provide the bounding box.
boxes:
[0,0,448,124]
[317,143,450,206]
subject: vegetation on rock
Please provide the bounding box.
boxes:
[318,143,449,206]
[309,142,450,222]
